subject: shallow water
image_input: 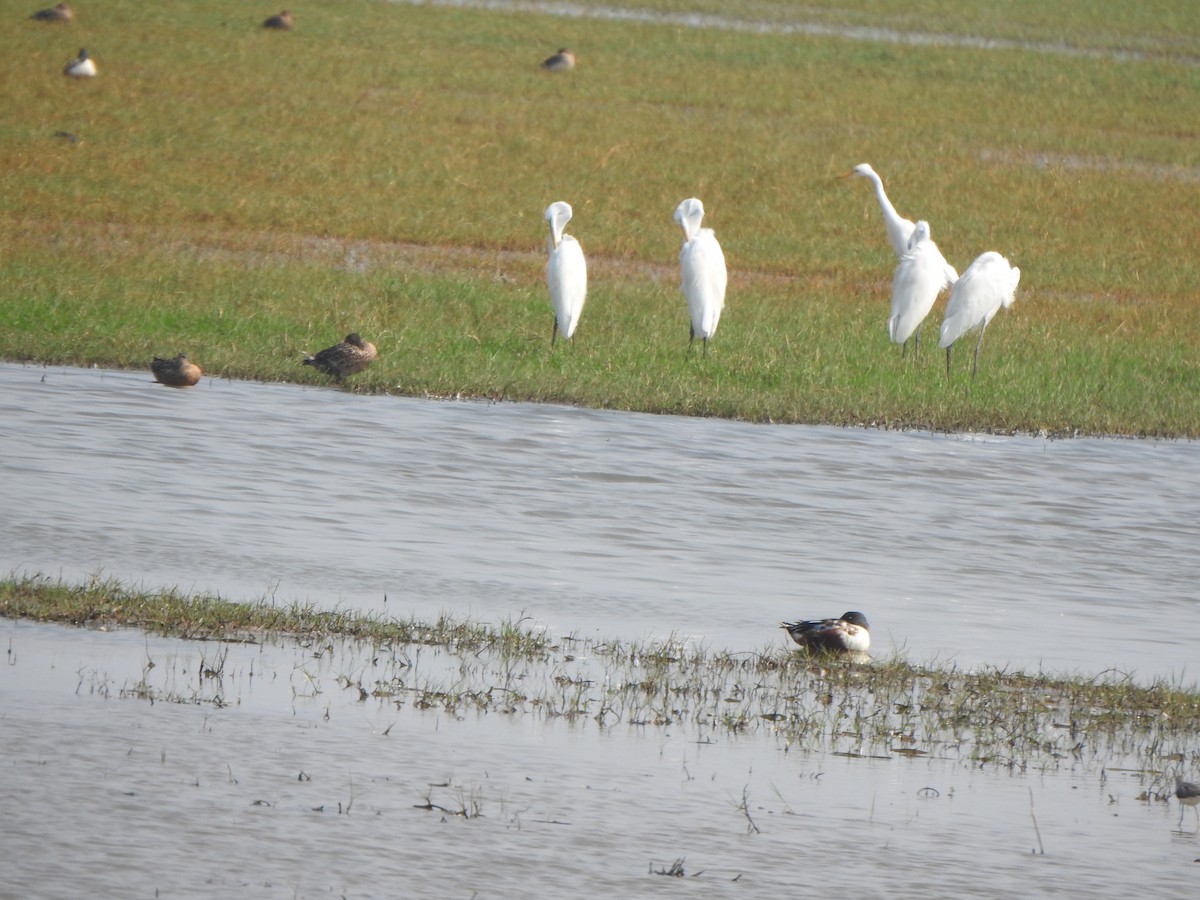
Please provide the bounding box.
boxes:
[3,362,1199,683]
[3,620,1198,899]
[4,363,1200,896]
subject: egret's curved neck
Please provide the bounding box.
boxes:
[869,175,902,223]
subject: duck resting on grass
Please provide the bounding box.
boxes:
[31,3,73,22]
[540,48,576,71]
[781,611,870,654]
[151,354,202,387]
[262,10,293,30]
[302,333,377,382]
[63,47,96,78]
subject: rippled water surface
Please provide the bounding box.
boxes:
[3,362,1199,681]
[3,620,1198,899]
[4,363,1200,897]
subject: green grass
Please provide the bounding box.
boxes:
[2,1,1199,435]
[5,574,1199,775]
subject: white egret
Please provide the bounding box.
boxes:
[888,220,958,354]
[846,163,916,259]
[938,251,1021,379]
[673,197,727,357]
[544,201,587,346]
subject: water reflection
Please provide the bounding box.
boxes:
[2,362,1198,682]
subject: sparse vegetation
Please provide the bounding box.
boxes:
[5,574,1199,777]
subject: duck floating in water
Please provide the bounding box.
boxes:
[31,3,73,22]
[781,611,870,654]
[151,354,202,388]
[262,10,293,30]
[303,333,377,381]
[63,47,96,78]
[540,48,576,72]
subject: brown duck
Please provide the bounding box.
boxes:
[303,333,377,381]
[262,10,293,30]
[31,3,73,22]
[151,354,202,387]
[540,48,576,72]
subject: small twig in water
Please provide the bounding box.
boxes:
[651,859,686,877]
[738,785,761,834]
[1029,787,1045,854]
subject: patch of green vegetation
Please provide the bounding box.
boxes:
[3,1,1198,434]
[5,575,1199,775]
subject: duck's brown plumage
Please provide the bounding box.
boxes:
[540,48,576,72]
[151,354,202,388]
[31,3,72,22]
[303,333,377,380]
[262,10,293,30]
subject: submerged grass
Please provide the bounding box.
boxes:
[6,575,1199,776]
[2,1,1199,435]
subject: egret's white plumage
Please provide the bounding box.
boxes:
[544,201,587,345]
[888,220,958,353]
[673,197,727,356]
[847,163,916,259]
[938,251,1021,378]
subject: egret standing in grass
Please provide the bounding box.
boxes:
[673,197,726,357]
[938,251,1021,379]
[544,201,587,346]
[889,220,958,355]
[846,163,916,260]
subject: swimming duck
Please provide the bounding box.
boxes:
[262,10,293,30]
[30,3,73,22]
[781,611,870,654]
[540,48,576,72]
[151,354,202,388]
[302,333,377,381]
[63,47,96,78]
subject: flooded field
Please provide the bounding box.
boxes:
[3,619,1198,898]
[3,362,1198,681]
[3,362,1200,896]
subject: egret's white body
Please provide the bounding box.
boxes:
[544,201,587,345]
[888,220,958,352]
[673,197,727,355]
[848,163,916,259]
[63,47,96,78]
[938,251,1021,378]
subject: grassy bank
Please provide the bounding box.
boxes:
[4,575,1200,776]
[2,1,1198,434]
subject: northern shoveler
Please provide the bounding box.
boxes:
[262,10,293,30]
[540,48,576,72]
[63,47,96,78]
[781,611,870,654]
[1177,775,1200,828]
[302,333,377,381]
[151,354,202,388]
[31,3,72,22]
